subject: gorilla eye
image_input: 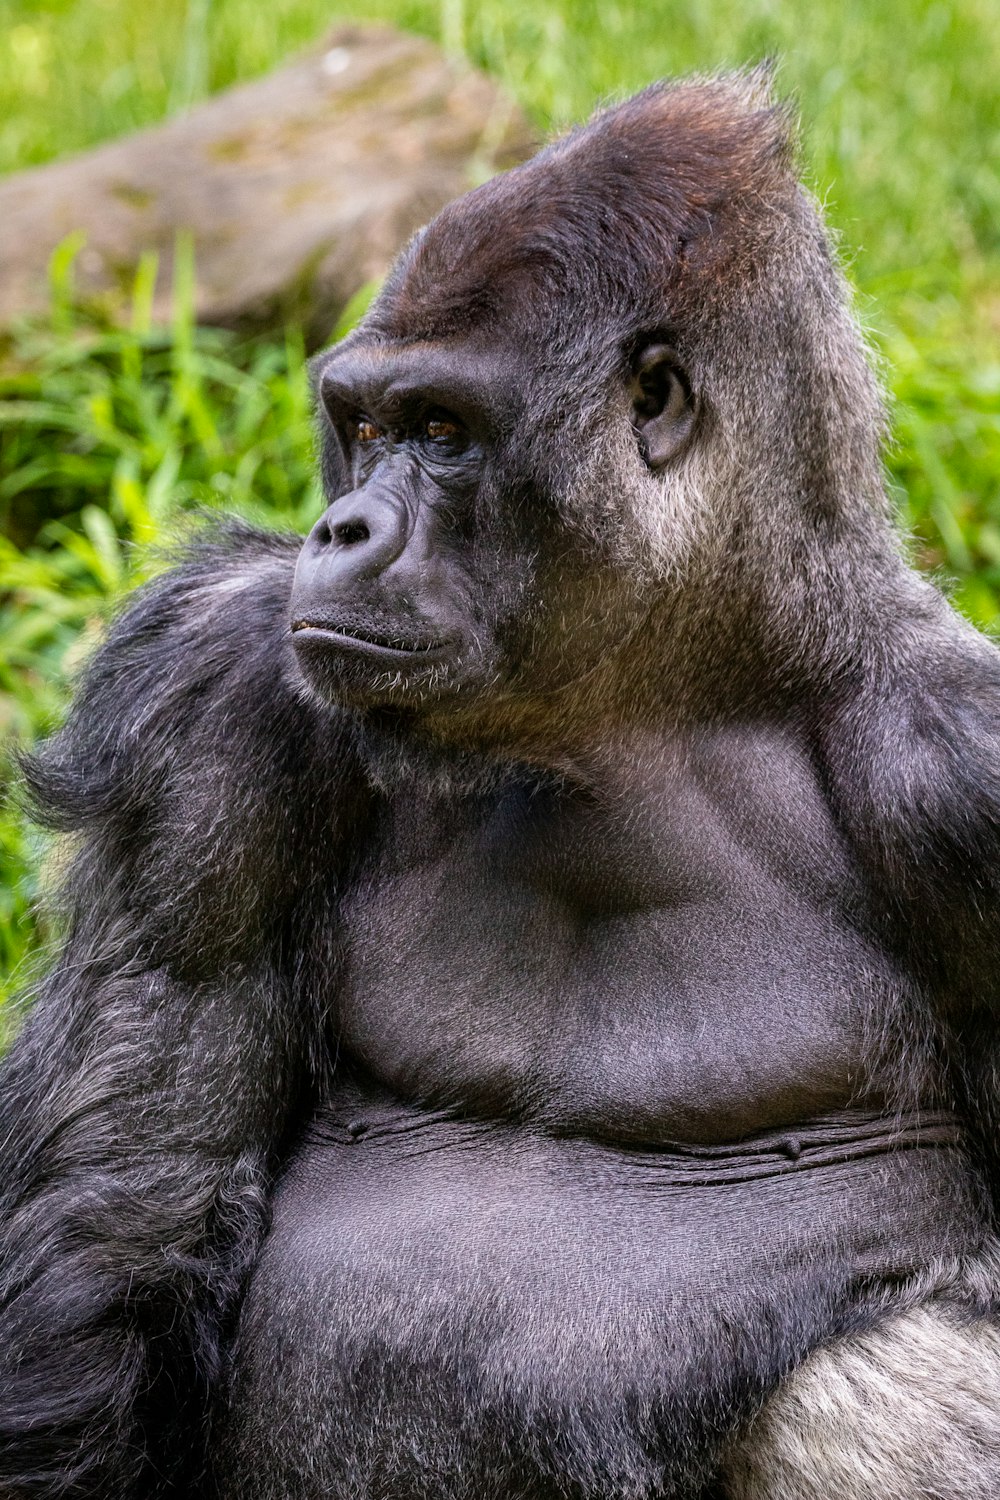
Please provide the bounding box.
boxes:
[353,417,382,444]
[425,415,462,442]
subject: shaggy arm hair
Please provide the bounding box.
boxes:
[822,577,1000,1217]
[0,526,361,1497]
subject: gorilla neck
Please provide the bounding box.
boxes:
[412,599,796,786]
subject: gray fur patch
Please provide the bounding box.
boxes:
[721,1305,1000,1500]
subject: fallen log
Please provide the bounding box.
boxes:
[0,25,534,345]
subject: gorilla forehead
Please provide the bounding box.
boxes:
[376,73,799,344]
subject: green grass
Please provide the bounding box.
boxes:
[1,0,999,1001]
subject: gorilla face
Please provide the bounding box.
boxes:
[290,328,698,716]
[290,337,526,711]
[289,92,726,722]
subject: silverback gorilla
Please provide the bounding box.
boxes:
[4,72,1000,1500]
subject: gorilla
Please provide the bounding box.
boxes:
[3,71,1000,1500]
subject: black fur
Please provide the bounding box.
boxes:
[1,527,365,1493]
[3,76,1000,1500]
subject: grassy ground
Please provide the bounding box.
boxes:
[1,0,999,1003]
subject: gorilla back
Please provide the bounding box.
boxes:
[4,73,1000,1500]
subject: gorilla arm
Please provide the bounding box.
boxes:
[820,576,1000,1216]
[0,525,363,1498]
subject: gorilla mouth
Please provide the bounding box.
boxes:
[291,619,452,659]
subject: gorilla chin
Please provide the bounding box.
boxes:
[291,625,471,709]
[292,614,459,687]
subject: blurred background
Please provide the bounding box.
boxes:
[1,0,998,1013]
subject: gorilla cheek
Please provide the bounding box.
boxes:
[502,565,652,695]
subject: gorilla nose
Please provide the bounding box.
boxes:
[302,491,411,584]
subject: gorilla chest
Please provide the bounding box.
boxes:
[336,772,877,1140]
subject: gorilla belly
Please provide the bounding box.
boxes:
[215,1085,985,1500]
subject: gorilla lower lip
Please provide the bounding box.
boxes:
[291,621,450,658]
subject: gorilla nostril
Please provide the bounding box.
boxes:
[334,520,371,547]
[314,519,332,547]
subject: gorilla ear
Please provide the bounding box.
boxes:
[630,344,697,469]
